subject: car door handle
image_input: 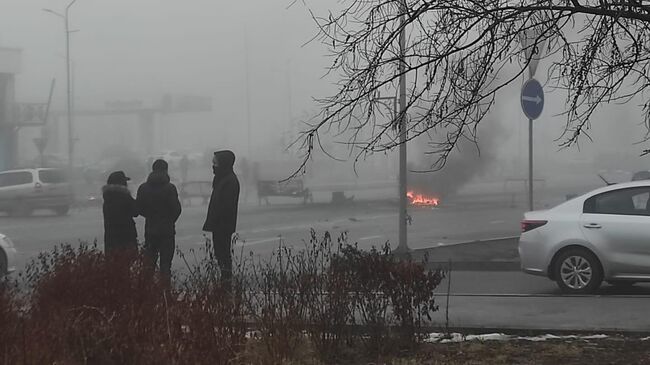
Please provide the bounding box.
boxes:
[584,223,602,229]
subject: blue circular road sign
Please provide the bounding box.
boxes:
[520,78,544,120]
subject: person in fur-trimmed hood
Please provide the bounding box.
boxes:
[102,170,138,253]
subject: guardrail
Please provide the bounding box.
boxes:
[179,181,212,206]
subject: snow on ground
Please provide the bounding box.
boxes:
[425,333,609,343]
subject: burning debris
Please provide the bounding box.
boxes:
[407,191,440,207]
[407,112,506,203]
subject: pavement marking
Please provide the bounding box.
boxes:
[177,234,207,242]
[241,237,283,246]
[359,235,383,241]
[489,220,505,224]
[242,213,398,234]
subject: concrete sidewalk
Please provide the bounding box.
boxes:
[431,294,650,332]
[409,237,650,333]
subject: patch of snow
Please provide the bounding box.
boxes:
[425,332,609,343]
[465,333,510,341]
[246,330,261,339]
[581,334,609,340]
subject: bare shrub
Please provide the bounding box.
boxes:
[176,239,248,364]
[243,239,308,363]
[0,278,22,362]
[2,232,444,364]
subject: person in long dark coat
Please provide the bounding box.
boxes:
[203,150,240,283]
[102,171,138,254]
[136,159,182,281]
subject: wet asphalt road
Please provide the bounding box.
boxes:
[0,198,522,273]
[5,195,650,296]
[5,196,650,332]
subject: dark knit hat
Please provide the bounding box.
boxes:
[152,159,168,172]
[106,170,130,186]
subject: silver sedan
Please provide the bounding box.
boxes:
[519,181,650,294]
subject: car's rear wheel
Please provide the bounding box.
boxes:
[554,248,603,294]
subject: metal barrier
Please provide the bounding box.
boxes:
[257,179,312,205]
[179,181,212,206]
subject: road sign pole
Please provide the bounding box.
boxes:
[520,78,543,211]
[528,118,533,211]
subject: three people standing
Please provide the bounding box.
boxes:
[102,151,239,284]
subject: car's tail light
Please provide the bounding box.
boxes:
[521,220,547,233]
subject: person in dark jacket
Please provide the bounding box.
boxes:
[136,159,182,280]
[102,171,138,254]
[203,150,240,283]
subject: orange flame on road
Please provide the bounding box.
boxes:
[407,191,440,206]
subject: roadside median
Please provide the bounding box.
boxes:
[409,236,521,271]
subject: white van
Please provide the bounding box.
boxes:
[0,168,73,216]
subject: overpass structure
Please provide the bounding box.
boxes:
[1,45,211,170]
[49,95,212,161]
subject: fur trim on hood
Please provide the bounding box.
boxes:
[102,184,132,195]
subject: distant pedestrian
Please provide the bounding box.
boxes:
[180,154,190,182]
[203,150,240,284]
[239,157,249,202]
[102,171,138,254]
[136,159,182,285]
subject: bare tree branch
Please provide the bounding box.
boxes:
[287,0,650,178]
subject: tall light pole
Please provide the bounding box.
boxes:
[43,0,78,172]
[244,30,252,160]
[396,4,408,253]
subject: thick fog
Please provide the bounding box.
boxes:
[2,0,649,192]
[1,1,330,169]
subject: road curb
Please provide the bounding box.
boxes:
[425,260,520,271]
[401,236,521,271]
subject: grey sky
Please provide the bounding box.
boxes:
[1,1,648,178]
[2,0,330,115]
[1,0,339,163]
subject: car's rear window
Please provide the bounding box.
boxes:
[0,172,33,187]
[39,170,67,183]
[584,187,650,215]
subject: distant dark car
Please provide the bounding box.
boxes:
[631,171,650,181]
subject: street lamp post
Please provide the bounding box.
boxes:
[376,4,409,254]
[396,7,408,253]
[374,95,402,245]
[43,0,78,172]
